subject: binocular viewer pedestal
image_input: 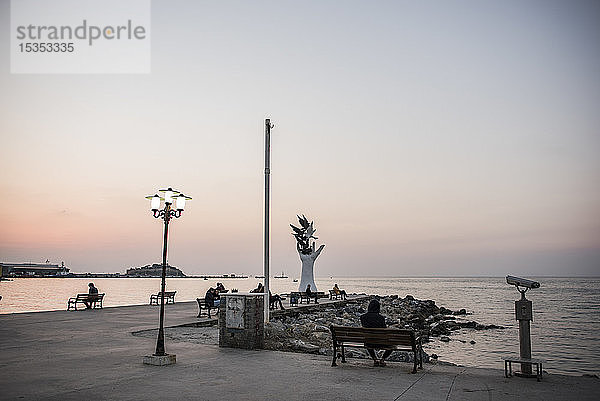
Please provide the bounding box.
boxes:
[506,275,540,378]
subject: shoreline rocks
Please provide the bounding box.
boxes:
[264,294,503,363]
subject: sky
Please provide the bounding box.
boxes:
[1,0,599,277]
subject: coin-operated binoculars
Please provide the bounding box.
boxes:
[506,275,540,377]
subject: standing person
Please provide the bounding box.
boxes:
[360,299,392,366]
[84,283,99,309]
[305,284,318,304]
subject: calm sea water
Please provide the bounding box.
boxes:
[1,276,598,376]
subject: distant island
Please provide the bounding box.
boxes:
[126,263,185,277]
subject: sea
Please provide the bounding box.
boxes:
[1,276,598,377]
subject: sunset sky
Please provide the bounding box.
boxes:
[1,0,599,277]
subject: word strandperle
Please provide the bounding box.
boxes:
[15,19,146,46]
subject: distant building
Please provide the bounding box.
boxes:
[1,262,70,277]
[126,263,185,277]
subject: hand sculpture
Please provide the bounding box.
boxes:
[291,215,325,292]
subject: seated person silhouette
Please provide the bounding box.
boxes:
[269,291,285,310]
[360,299,392,366]
[305,284,318,304]
[333,283,347,300]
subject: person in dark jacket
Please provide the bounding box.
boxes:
[360,299,393,366]
[205,288,219,307]
[84,282,99,309]
[305,284,318,304]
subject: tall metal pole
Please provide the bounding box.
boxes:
[263,118,272,323]
[155,203,170,356]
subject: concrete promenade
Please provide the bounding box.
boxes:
[0,301,598,400]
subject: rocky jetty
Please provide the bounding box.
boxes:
[264,294,503,363]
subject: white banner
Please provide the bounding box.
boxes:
[11,0,151,74]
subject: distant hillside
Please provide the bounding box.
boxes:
[126,263,185,277]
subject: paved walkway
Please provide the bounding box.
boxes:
[1,301,598,400]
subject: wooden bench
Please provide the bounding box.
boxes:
[329,325,423,373]
[197,298,219,318]
[289,291,326,306]
[67,293,105,311]
[503,357,543,381]
[329,289,347,300]
[149,291,176,305]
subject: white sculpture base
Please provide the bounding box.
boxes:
[297,245,324,292]
[299,254,317,292]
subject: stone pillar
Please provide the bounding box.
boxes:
[219,293,264,350]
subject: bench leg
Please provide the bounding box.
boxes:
[332,344,338,367]
[412,351,418,373]
[341,345,346,363]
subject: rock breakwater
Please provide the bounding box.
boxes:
[264,294,503,363]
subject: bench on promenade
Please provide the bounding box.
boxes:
[289,291,325,306]
[197,298,219,318]
[329,289,347,300]
[149,291,176,305]
[329,325,423,373]
[503,357,543,381]
[67,293,105,311]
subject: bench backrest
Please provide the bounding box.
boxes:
[197,298,218,307]
[330,325,416,348]
[76,293,104,300]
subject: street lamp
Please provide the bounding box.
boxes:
[143,187,191,366]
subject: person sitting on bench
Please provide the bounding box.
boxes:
[333,283,347,300]
[305,284,318,303]
[250,283,264,293]
[216,282,226,292]
[360,299,392,366]
[269,291,285,310]
[205,287,220,308]
[84,283,99,309]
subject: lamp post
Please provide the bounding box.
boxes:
[264,118,273,323]
[143,187,191,366]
